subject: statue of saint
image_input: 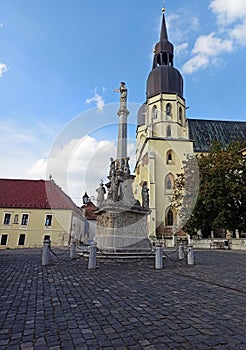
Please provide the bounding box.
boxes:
[96,182,106,208]
[142,181,149,209]
[111,174,118,202]
[114,81,127,105]
[109,157,115,178]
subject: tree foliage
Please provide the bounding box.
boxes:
[170,141,246,236]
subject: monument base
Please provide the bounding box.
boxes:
[95,203,152,254]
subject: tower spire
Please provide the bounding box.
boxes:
[146,6,183,99]
[160,8,168,41]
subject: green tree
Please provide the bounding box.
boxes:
[170,141,246,237]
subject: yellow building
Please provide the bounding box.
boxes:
[134,10,246,240]
[134,12,193,239]
[0,179,85,249]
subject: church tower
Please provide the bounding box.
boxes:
[134,8,193,239]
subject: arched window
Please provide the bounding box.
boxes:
[167,125,171,137]
[165,173,174,191]
[152,105,158,119]
[179,107,183,123]
[166,150,174,164]
[166,209,174,226]
[166,103,172,118]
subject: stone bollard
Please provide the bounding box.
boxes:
[155,243,163,269]
[187,245,194,265]
[88,242,97,270]
[70,238,76,259]
[172,234,177,247]
[179,242,185,260]
[42,239,51,266]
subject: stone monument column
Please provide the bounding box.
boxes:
[94,82,151,254]
[115,82,129,160]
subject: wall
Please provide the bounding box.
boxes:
[0,208,74,249]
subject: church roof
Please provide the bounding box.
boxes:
[0,179,80,212]
[188,119,246,152]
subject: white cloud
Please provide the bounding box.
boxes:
[86,89,105,112]
[182,33,233,74]
[166,13,199,46]
[0,63,8,77]
[0,120,36,143]
[210,0,246,25]
[27,159,47,178]
[192,33,233,56]
[175,42,189,56]
[182,54,209,74]
[41,135,115,204]
[230,20,246,45]
[0,119,58,181]
[209,0,246,45]
[0,22,3,28]
[28,134,136,205]
[181,1,246,74]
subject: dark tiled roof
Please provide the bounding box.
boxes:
[188,119,246,152]
[0,179,79,211]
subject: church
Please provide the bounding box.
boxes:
[133,9,246,240]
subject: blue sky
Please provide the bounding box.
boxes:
[1,0,246,203]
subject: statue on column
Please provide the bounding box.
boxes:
[114,81,128,108]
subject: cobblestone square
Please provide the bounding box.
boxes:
[0,249,246,349]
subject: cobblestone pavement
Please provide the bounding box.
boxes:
[0,248,246,350]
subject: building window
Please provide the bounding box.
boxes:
[21,214,29,226]
[167,125,171,137]
[166,150,174,164]
[165,173,174,191]
[1,234,8,246]
[166,103,172,118]
[166,209,174,226]
[3,213,11,225]
[18,234,26,246]
[152,105,158,119]
[13,214,19,224]
[179,107,183,123]
[45,215,52,227]
[44,234,50,241]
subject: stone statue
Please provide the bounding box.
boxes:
[119,81,127,103]
[115,81,127,105]
[141,181,149,209]
[109,157,115,178]
[96,182,106,208]
[111,174,118,202]
[124,157,130,176]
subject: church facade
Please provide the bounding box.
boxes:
[133,10,246,239]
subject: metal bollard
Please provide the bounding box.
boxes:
[42,239,51,266]
[179,242,185,260]
[155,243,163,269]
[187,245,194,265]
[70,238,76,259]
[88,242,97,269]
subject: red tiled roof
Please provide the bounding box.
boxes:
[0,179,79,211]
[81,202,97,220]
